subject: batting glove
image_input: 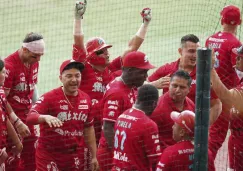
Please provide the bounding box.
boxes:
[140,8,152,24]
[75,0,87,20]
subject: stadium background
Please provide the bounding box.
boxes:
[0,0,243,170]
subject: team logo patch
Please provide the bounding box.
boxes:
[144,55,149,63]
[78,105,89,109]
[98,38,104,45]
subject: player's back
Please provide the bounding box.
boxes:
[156,141,194,171]
[112,108,161,171]
[206,31,241,88]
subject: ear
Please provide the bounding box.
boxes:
[59,75,63,82]
[179,128,186,137]
[22,47,29,53]
[178,48,182,56]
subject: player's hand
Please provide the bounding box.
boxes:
[0,148,8,164]
[75,0,87,20]
[140,8,152,24]
[151,76,170,89]
[90,157,99,171]
[15,121,31,138]
[43,115,63,128]
[10,142,23,156]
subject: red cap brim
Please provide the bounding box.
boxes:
[97,44,112,51]
[232,48,243,58]
[136,63,156,70]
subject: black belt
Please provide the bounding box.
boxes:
[41,144,78,154]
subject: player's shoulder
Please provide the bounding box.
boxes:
[185,96,195,107]
[105,78,127,94]
[42,87,61,98]
[4,51,19,67]
[157,59,179,73]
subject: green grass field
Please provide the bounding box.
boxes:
[1,0,243,170]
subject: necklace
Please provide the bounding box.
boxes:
[62,87,76,109]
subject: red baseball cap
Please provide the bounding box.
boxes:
[60,59,84,75]
[220,5,241,25]
[123,51,155,69]
[232,46,243,58]
[171,110,195,136]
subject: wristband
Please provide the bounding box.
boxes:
[14,118,20,126]
[135,23,148,39]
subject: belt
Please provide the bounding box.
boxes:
[40,144,78,154]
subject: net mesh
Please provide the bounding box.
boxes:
[1,0,243,170]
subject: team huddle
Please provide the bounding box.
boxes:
[0,1,243,171]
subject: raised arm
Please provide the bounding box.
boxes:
[121,8,152,59]
[73,0,87,62]
[211,69,236,110]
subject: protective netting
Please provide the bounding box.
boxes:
[0,0,243,170]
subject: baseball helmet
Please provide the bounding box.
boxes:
[232,46,243,58]
[220,5,241,25]
[171,110,195,136]
[86,37,112,66]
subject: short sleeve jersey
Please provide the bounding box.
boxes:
[112,108,161,171]
[4,51,39,121]
[156,141,215,171]
[99,78,137,148]
[148,59,217,103]
[0,87,8,149]
[29,87,93,150]
[205,31,242,89]
[72,45,122,105]
[151,92,195,151]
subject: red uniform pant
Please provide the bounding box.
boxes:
[97,145,113,171]
[228,132,243,171]
[208,111,229,160]
[36,145,84,171]
[6,125,37,171]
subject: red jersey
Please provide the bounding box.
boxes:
[0,87,8,149]
[28,87,93,151]
[151,92,195,151]
[72,45,122,105]
[4,51,39,121]
[156,141,215,171]
[112,108,161,171]
[148,59,218,102]
[206,31,241,89]
[99,77,137,148]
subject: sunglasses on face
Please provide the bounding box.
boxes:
[95,49,105,56]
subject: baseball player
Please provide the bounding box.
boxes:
[156,110,215,171]
[3,32,45,171]
[211,45,243,170]
[0,59,23,170]
[73,2,152,170]
[98,51,155,171]
[148,34,221,125]
[73,1,152,105]
[26,59,99,171]
[205,5,242,159]
[112,84,161,171]
[151,70,195,151]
